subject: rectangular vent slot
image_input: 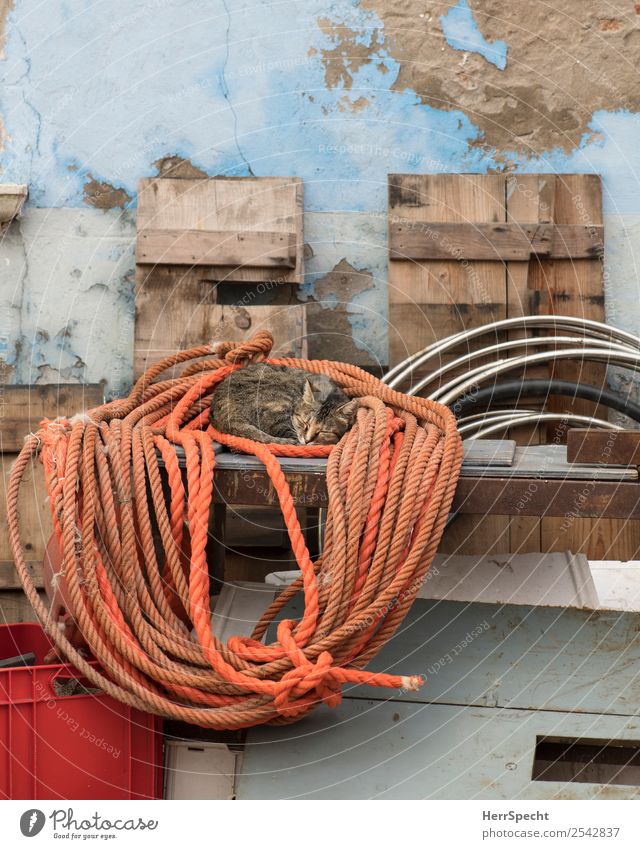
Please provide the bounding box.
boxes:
[532,736,640,786]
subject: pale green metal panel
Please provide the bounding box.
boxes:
[271,598,640,715]
[238,700,640,800]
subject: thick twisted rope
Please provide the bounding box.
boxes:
[7,331,462,729]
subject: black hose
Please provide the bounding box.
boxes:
[451,378,640,423]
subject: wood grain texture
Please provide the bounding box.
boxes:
[0,590,44,623]
[0,454,52,563]
[137,229,296,269]
[388,174,509,555]
[0,560,43,590]
[389,172,636,558]
[567,428,640,465]
[389,221,602,261]
[529,175,637,557]
[0,384,104,452]
[136,176,304,284]
[134,281,307,376]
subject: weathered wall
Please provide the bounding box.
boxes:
[1,1,639,394]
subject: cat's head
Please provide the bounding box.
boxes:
[292,382,358,445]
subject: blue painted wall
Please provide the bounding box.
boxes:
[1,0,639,393]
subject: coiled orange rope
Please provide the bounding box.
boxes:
[7,332,462,729]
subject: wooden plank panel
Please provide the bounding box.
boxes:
[136,177,304,284]
[389,173,509,555]
[389,222,602,261]
[0,384,104,452]
[134,271,307,376]
[567,428,640,465]
[0,454,52,563]
[0,591,45,624]
[0,561,42,590]
[505,174,548,552]
[137,229,296,269]
[531,174,637,557]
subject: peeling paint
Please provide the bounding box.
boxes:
[0,0,13,58]
[153,155,209,180]
[362,0,640,154]
[317,17,387,89]
[304,257,378,367]
[0,0,640,384]
[440,0,507,70]
[83,175,132,210]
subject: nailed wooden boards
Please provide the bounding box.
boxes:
[136,177,304,283]
[0,384,104,452]
[389,222,603,261]
[0,384,103,604]
[135,295,307,378]
[134,176,307,378]
[388,172,638,559]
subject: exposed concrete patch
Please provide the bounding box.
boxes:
[36,362,84,384]
[0,0,14,58]
[359,0,640,154]
[83,174,132,210]
[305,259,377,367]
[317,17,386,89]
[153,154,209,180]
[311,258,375,307]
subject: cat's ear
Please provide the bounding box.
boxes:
[338,398,359,418]
[303,380,315,405]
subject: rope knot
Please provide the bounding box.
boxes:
[273,620,343,716]
[214,330,274,366]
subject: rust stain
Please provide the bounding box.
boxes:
[82,174,131,210]
[598,18,623,31]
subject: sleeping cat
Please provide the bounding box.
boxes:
[209,363,358,445]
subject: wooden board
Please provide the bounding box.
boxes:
[567,428,640,465]
[134,289,307,377]
[0,454,52,564]
[388,173,508,376]
[0,561,43,590]
[136,177,304,284]
[0,591,43,623]
[137,229,297,269]
[0,384,104,452]
[526,175,636,556]
[389,221,603,261]
[389,174,511,556]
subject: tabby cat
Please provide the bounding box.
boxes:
[209,363,358,445]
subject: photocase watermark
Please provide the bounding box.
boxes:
[19,807,159,839]
[20,809,46,837]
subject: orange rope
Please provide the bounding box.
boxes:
[6,332,463,729]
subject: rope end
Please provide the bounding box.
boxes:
[400,675,424,692]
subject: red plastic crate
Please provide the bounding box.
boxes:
[0,623,163,800]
